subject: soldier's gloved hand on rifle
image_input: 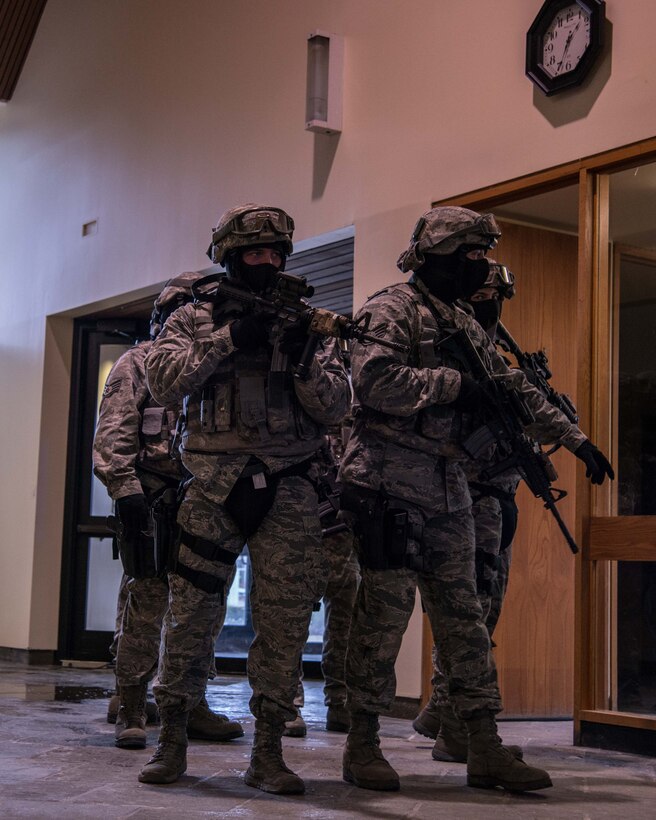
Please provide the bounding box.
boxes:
[229,314,271,350]
[450,373,488,413]
[115,493,151,536]
[278,316,311,364]
[574,440,615,485]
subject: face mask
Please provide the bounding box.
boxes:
[471,298,502,333]
[417,252,490,304]
[237,262,279,292]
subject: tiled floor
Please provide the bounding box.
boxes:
[1,661,654,819]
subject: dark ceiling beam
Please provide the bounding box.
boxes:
[0,0,48,102]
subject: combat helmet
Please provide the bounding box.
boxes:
[150,271,204,338]
[207,204,295,269]
[397,206,501,273]
[484,260,516,299]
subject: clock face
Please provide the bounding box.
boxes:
[542,3,592,78]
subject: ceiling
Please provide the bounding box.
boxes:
[0,0,47,102]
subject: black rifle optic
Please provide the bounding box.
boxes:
[192,272,409,396]
[437,328,579,555]
[496,321,578,425]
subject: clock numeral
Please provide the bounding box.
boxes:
[565,61,572,71]
[545,42,554,53]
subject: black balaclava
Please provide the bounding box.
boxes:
[225,243,286,292]
[471,298,502,337]
[416,249,490,305]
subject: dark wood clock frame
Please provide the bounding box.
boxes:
[526,0,606,96]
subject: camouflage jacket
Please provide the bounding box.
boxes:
[93,341,182,500]
[339,278,586,515]
[145,296,350,498]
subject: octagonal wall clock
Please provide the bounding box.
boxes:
[526,0,606,96]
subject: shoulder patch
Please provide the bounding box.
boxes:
[102,379,122,399]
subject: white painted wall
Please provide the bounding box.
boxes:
[1,0,655,698]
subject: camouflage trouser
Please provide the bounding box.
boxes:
[346,507,501,720]
[432,494,503,703]
[113,574,169,687]
[293,527,360,709]
[154,475,325,723]
[321,528,360,706]
[487,543,512,637]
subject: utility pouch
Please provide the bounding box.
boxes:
[152,486,182,575]
[223,461,278,539]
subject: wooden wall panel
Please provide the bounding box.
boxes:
[490,221,579,717]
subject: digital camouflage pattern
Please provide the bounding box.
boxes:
[320,527,360,706]
[346,509,501,718]
[340,275,589,721]
[144,282,350,725]
[93,341,185,689]
[93,341,181,499]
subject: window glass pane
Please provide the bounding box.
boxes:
[610,165,656,515]
[90,343,133,517]
[616,561,656,715]
[224,553,249,627]
[85,537,124,631]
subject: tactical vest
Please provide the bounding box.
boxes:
[180,300,325,459]
[358,282,486,460]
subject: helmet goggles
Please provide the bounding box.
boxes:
[211,207,295,246]
[486,262,516,298]
[419,212,501,253]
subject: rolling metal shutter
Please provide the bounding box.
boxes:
[286,238,354,316]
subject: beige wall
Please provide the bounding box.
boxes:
[1,0,656,697]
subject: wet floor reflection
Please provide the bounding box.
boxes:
[0,683,113,702]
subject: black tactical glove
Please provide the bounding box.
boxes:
[278,317,311,364]
[574,440,615,485]
[115,493,150,537]
[451,373,487,413]
[229,314,270,350]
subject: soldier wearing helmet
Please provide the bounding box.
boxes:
[338,206,613,794]
[93,271,244,753]
[141,204,350,793]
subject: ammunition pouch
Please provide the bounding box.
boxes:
[340,485,415,570]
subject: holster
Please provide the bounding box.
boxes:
[114,513,156,581]
[340,485,413,570]
[151,485,182,575]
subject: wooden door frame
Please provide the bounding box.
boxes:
[423,135,656,741]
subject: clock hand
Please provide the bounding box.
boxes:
[557,21,581,70]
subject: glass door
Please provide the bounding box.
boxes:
[58,319,144,661]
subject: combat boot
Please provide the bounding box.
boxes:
[115,684,147,749]
[412,691,440,740]
[342,711,400,791]
[186,696,244,741]
[325,702,350,733]
[466,710,552,792]
[283,708,307,738]
[107,691,159,724]
[433,703,524,763]
[244,718,304,794]
[431,703,469,762]
[138,710,188,784]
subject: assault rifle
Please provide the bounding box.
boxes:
[496,321,578,424]
[437,328,579,555]
[192,273,408,395]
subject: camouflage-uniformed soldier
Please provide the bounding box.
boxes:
[338,206,613,793]
[139,204,350,793]
[93,273,243,750]
[414,262,523,759]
